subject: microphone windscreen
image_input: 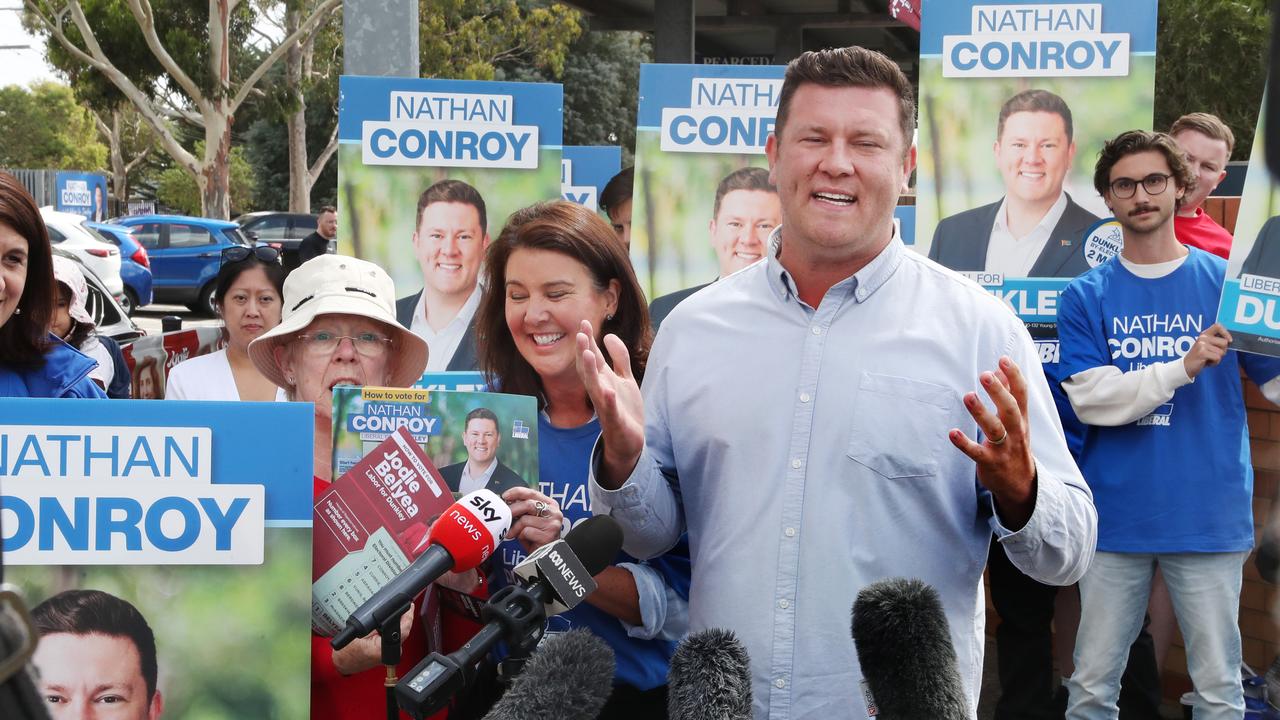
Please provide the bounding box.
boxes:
[482,629,615,720]
[851,577,968,720]
[667,628,753,720]
[563,515,624,576]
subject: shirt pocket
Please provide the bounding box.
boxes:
[846,372,956,479]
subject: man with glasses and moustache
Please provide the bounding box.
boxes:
[1057,131,1280,720]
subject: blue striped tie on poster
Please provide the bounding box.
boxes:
[916,0,1157,365]
[336,75,563,303]
[1217,87,1280,357]
[1,398,314,718]
[561,146,623,213]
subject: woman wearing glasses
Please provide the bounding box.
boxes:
[0,171,104,398]
[165,245,286,401]
[246,254,447,719]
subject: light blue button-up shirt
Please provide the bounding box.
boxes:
[590,231,1096,719]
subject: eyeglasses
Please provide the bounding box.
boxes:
[296,330,393,357]
[1107,173,1172,199]
[221,246,281,265]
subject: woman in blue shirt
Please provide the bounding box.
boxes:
[473,200,690,719]
[0,171,103,399]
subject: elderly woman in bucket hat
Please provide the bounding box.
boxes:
[249,254,564,720]
[248,254,436,719]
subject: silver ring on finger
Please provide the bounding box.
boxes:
[989,431,1007,446]
[533,500,549,518]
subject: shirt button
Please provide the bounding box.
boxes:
[778,599,790,609]
[810,326,821,335]
[784,527,796,537]
[791,458,802,469]
[775,677,787,689]
[799,392,811,403]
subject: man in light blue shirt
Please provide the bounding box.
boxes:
[578,47,1097,719]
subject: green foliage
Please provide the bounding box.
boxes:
[156,143,256,214]
[1155,0,1270,161]
[556,29,650,165]
[244,96,338,211]
[0,81,107,170]
[25,0,260,110]
[419,0,582,80]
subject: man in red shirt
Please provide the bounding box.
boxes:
[1171,112,1235,258]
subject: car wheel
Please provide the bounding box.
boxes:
[119,289,139,316]
[189,282,218,317]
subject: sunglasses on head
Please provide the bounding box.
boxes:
[221,245,281,265]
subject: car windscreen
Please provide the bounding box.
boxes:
[89,226,122,246]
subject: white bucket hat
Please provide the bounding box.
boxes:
[247,255,428,390]
[51,255,95,327]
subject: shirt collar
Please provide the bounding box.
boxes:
[765,223,905,305]
[993,191,1069,238]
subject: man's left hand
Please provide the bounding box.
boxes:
[948,355,1036,527]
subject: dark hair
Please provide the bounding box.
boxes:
[464,406,498,430]
[1170,112,1236,156]
[599,167,634,216]
[416,179,487,235]
[0,171,55,367]
[54,281,94,349]
[775,47,915,155]
[476,201,650,408]
[713,167,776,219]
[132,355,162,399]
[997,89,1074,142]
[1093,130,1197,209]
[33,589,159,702]
[318,205,337,216]
[213,253,286,312]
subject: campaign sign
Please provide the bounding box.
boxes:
[561,146,622,212]
[2,399,314,718]
[54,171,108,221]
[631,63,785,299]
[337,76,563,299]
[1218,90,1280,356]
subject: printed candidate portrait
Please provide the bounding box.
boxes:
[707,166,781,278]
[439,407,527,497]
[1226,110,1280,281]
[914,56,1155,276]
[394,178,491,371]
[928,89,1098,278]
[32,589,163,720]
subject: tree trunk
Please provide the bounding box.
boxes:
[286,3,310,212]
[201,0,234,219]
[108,108,129,203]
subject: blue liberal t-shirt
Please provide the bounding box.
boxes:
[1057,247,1280,553]
[492,415,691,691]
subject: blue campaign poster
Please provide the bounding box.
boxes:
[631,63,786,299]
[561,146,622,213]
[336,76,563,298]
[2,399,314,719]
[54,171,109,221]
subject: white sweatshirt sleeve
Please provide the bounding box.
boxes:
[1063,359,1194,426]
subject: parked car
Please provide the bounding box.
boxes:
[52,247,144,345]
[39,208,125,298]
[114,214,254,315]
[236,211,323,270]
[87,221,154,315]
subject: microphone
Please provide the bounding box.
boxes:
[481,629,615,720]
[850,577,968,720]
[395,515,624,719]
[667,628,753,720]
[331,489,512,650]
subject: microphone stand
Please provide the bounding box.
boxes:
[382,601,410,720]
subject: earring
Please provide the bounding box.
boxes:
[605,313,614,321]
[13,307,19,315]
[286,374,294,384]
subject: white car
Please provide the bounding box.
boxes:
[40,208,124,297]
